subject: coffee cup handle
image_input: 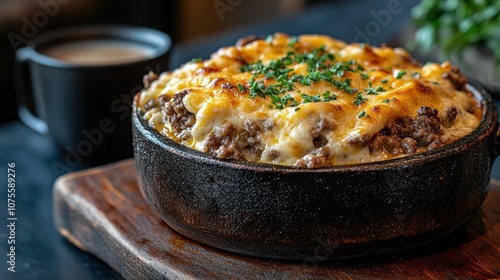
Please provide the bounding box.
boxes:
[15,48,48,134]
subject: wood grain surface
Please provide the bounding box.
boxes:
[53,159,500,280]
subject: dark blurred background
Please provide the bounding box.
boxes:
[0,0,333,124]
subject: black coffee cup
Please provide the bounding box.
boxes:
[16,25,171,165]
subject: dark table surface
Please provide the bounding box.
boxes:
[1,1,499,279]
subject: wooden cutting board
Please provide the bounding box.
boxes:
[53,159,500,279]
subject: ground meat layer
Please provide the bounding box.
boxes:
[163,90,196,141]
[204,120,264,162]
[369,106,442,156]
[294,106,452,168]
[157,100,457,168]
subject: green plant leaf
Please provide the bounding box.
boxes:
[411,0,500,67]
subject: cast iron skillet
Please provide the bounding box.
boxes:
[132,83,499,260]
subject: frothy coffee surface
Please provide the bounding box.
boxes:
[41,39,156,65]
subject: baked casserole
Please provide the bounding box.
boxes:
[137,33,482,168]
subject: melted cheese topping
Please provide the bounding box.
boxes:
[138,33,482,167]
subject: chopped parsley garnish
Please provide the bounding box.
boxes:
[237,83,246,92]
[364,81,385,95]
[301,93,322,103]
[353,93,368,106]
[360,73,369,80]
[322,91,337,101]
[248,77,266,98]
[275,94,296,109]
[382,97,397,103]
[396,70,407,79]
[190,57,202,63]
[358,111,370,118]
[238,42,380,109]
[381,79,388,83]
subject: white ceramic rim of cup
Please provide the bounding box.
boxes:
[26,24,171,69]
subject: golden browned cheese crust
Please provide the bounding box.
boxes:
[138,33,482,168]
